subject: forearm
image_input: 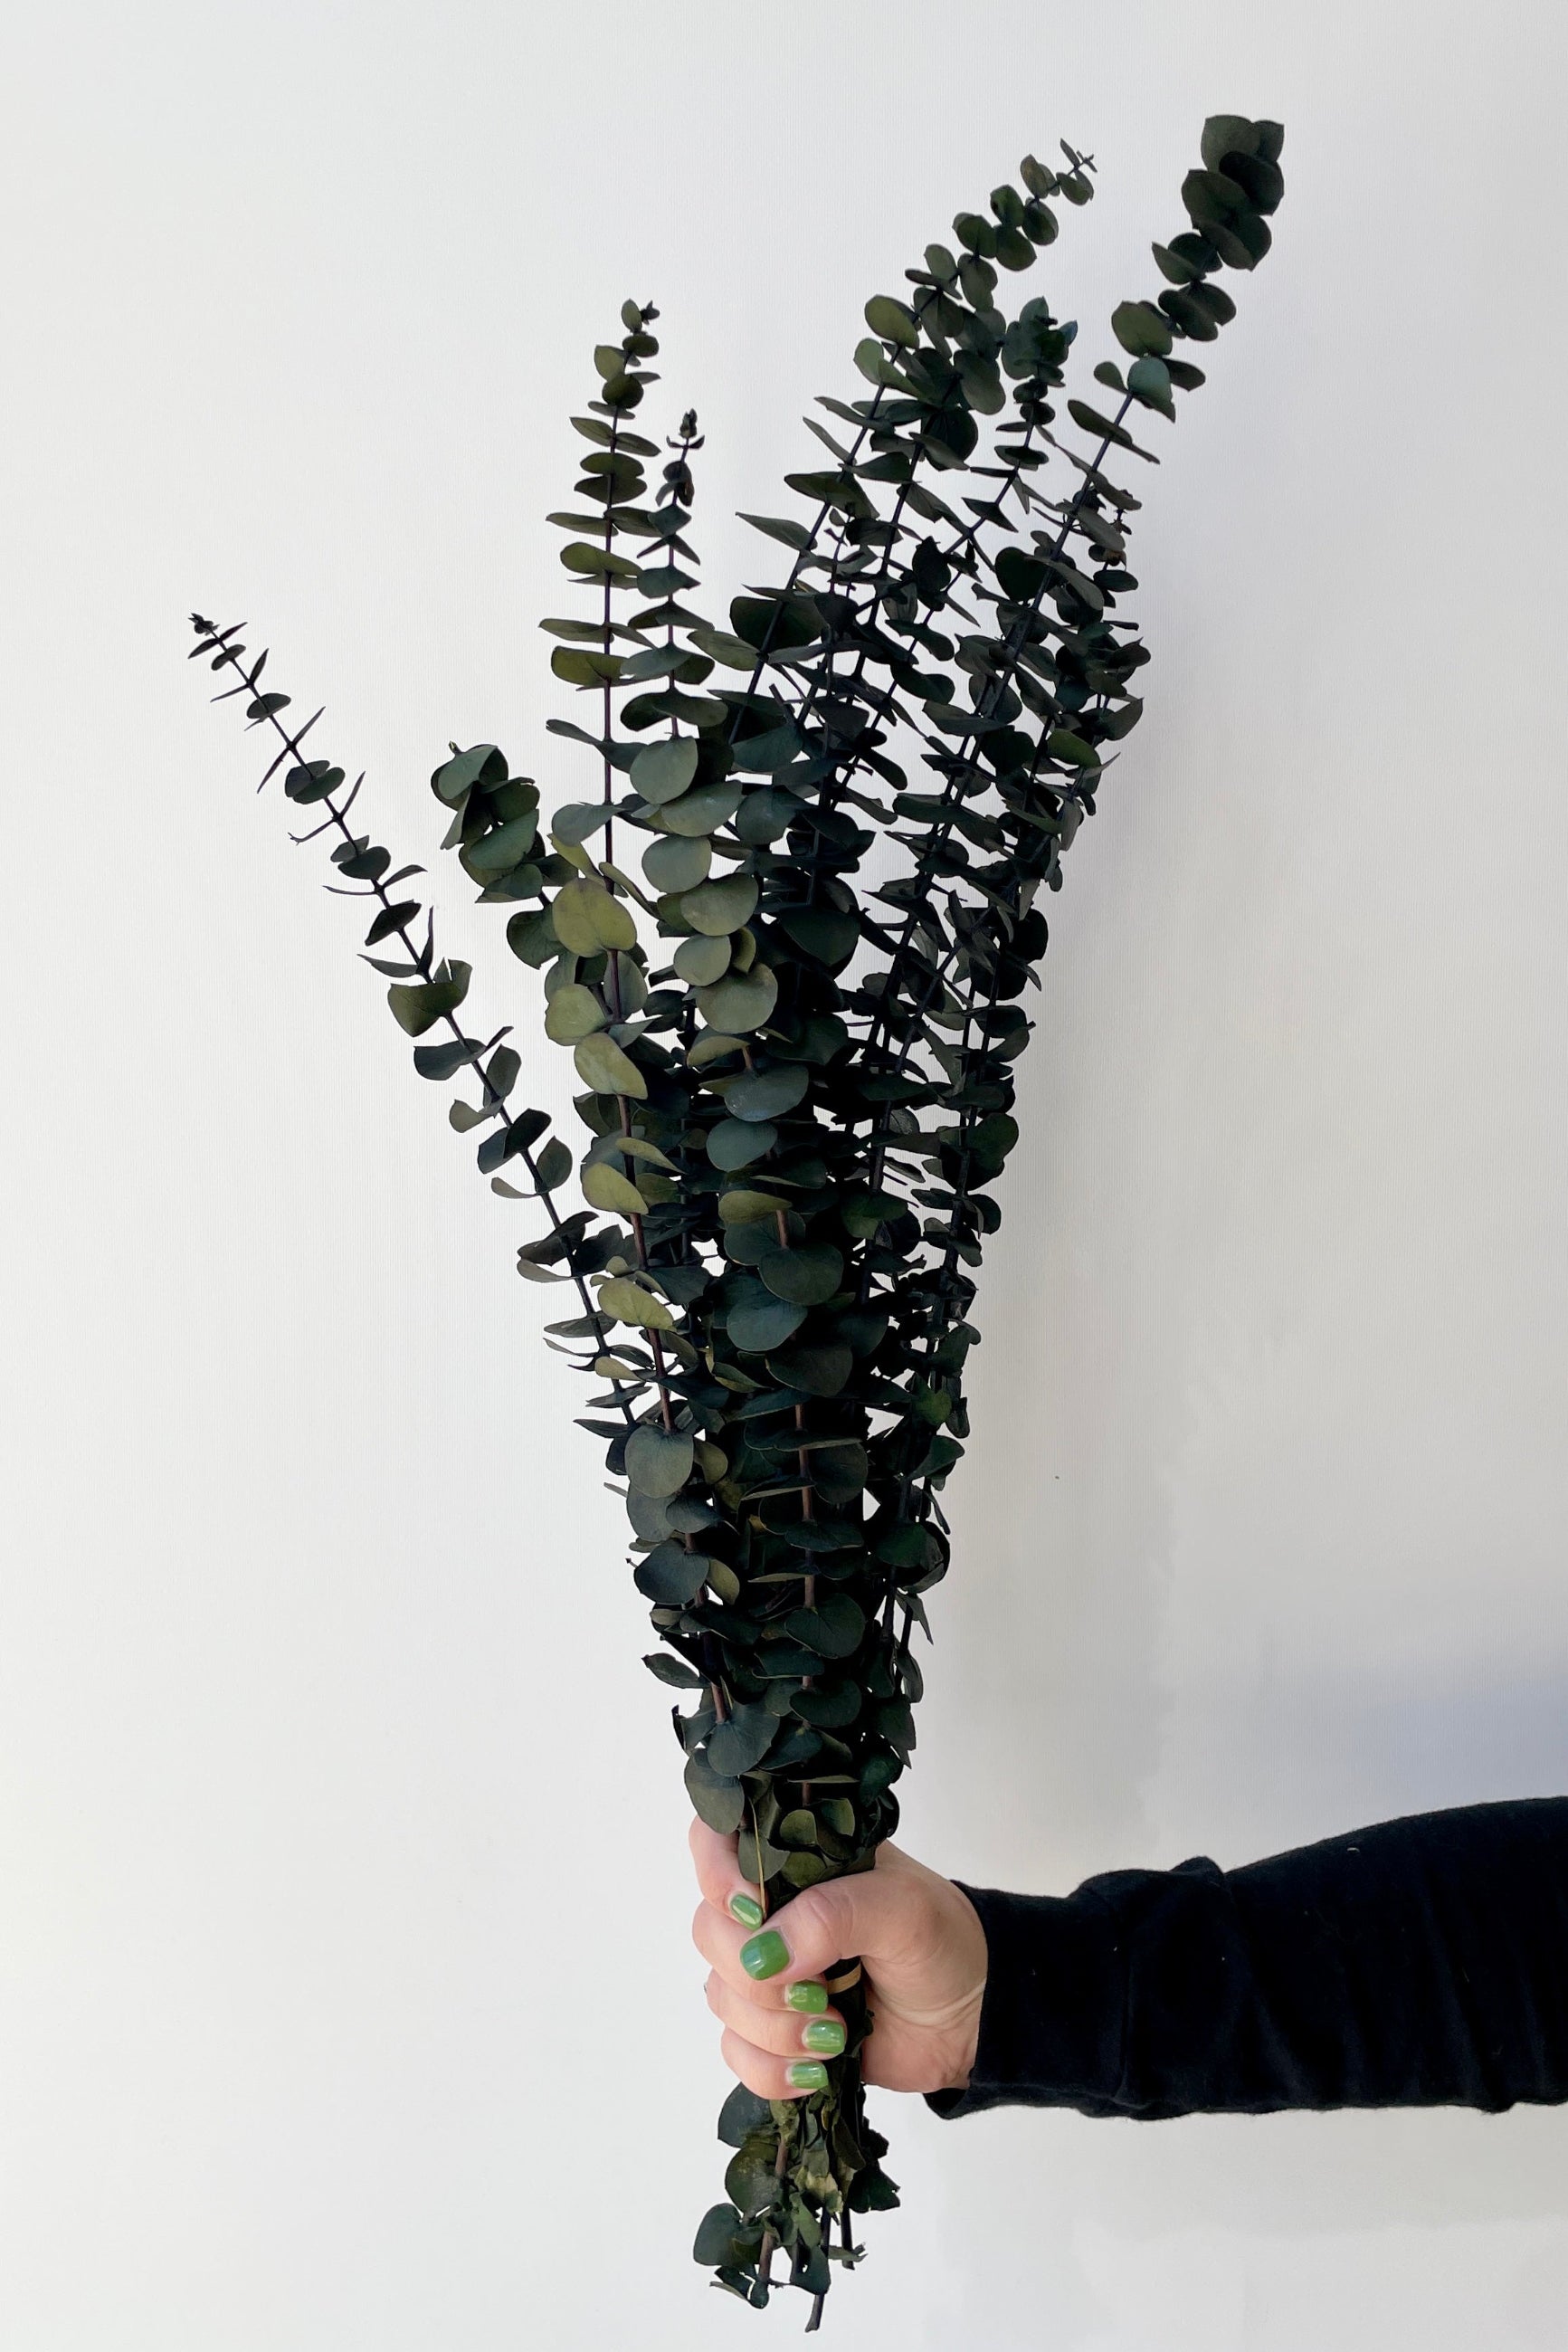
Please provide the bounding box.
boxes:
[926,1797,1568,2120]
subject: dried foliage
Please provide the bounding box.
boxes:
[190,114,1285,2326]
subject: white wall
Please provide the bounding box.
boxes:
[3,3,1567,2345]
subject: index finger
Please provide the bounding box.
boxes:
[689,1814,769,1930]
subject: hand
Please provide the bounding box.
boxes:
[689,1817,988,2100]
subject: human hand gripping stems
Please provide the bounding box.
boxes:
[191,112,1284,2324]
[689,1819,989,2103]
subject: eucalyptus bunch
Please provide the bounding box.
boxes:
[190,111,1284,2328]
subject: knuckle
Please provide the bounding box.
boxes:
[784,1887,833,1962]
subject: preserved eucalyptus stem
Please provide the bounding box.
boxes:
[189,113,1285,2323]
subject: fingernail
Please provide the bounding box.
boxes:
[784,1980,829,2014]
[728,1892,765,1930]
[802,2018,846,2056]
[786,2061,829,2090]
[739,1928,790,1980]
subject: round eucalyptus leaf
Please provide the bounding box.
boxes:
[708,1700,775,1777]
[552,879,637,954]
[793,1681,861,1728]
[550,800,613,846]
[655,778,744,836]
[689,1031,747,1071]
[1111,298,1174,357]
[642,1650,706,1690]
[464,814,538,875]
[764,1343,853,1397]
[598,1277,674,1330]
[574,1032,648,1099]
[705,1559,741,1605]
[543,983,606,1043]
[777,1808,820,1850]
[697,965,778,1033]
[786,1594,866,1659]
[506,908,557,967]
[718,1188,792,1224]
[1127,356,1174,417]
[1046,728,1099,768]
[758,1244,843,1306]
[863,293,919,348]
[581,1161,648,1215]
[724,1063,808,1122]
[627,1487,676,1543]
[681,874,759,936]
[674,934,731,986]
[707,1118,776,1171]
[727,1296,807,1354]
[782,1851,832,1889]
[642,833,710,891]
[692,2204,747,2269]
[611,1133,677,1170]
[633,1541,708,1605]
[625,1424,695,1498]
[734,787,804,845]
[684,1753,745,1835]
[631,736,700,806]
[431,743,503,805]
[776,904,859,966]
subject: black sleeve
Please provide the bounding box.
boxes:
[924,1797,1568,2122]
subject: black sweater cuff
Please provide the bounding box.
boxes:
[926,1798,1568,2121]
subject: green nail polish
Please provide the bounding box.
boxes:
[786,2061,829,2091]
[784,1980,829,2014]
[728,1892,765,1929]
[739,1928,790,1980]
[802,2017,846,2056]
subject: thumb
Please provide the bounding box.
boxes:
[736,1847,923,1986]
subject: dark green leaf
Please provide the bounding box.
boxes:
[863,294,919,349]
[1111,300,1174,358]
[644,1651,706,1690]
[414,1037,481,1081]
[717,2086,774,2148]
[365,900,420,946]
[550,801,612,847]
[534,1136,573,1191]
[707,1119,776,1171]
[693,2204,747,2266]
[786,1594,865,1659]
[682,875,759,936]
[739,512,811,552]
[724,1064,809,1122]
[775,904,859,965]
[697,966,779,1033]
[727,1295,808,1353]
[432,744,505,805]
[708,1700,775,1777]
[685,1751,746,1834]
[758,1245,843,1307]
[506,909,558,967]
[634,1541,708,1605]
[625,1425,694,1498]
[764,1344,852,1397]
[387,960,470,1037]
[284,760,346,804]
[656,778,745,837]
